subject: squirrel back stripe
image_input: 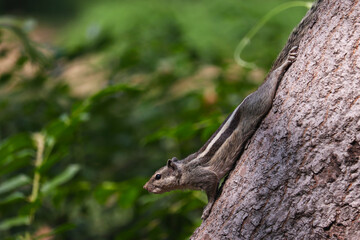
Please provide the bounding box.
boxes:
[197,104,241,160]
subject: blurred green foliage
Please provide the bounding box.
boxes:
[0,0,310,239]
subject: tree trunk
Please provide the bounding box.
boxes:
[191,0,360,239]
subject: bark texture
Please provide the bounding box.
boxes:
[191,0,360,239]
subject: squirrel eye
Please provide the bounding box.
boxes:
[155,174,161,180]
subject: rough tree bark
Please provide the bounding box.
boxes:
[191,0,360,239]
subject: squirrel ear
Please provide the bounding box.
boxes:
[167,159,178,171]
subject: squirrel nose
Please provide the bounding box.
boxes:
[143,183,148,191]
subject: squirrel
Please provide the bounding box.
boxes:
[144,46,298,220]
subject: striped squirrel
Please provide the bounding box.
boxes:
[144,46,298,220]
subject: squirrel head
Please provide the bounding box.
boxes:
[143,157,182,194]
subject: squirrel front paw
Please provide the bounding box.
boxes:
[201,209,210,220]
[201,203,213,220]
[287,46,298,63]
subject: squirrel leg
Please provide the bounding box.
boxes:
[200,172,219,220]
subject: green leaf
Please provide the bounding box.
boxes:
[43,119,67,140]
[38,147,68,174]
[0,174,31,195]
[72,83,141,118]
[0,216,30,231]
[0,192,26,205]
[0,156,31,177]
[41,164,80,193]
[118,187,139,208]
[0,134,34,166]
[94,179,144,208]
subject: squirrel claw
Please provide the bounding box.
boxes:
[201,211,210,220]
[287,46,298,63]
[201,205,212,220]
